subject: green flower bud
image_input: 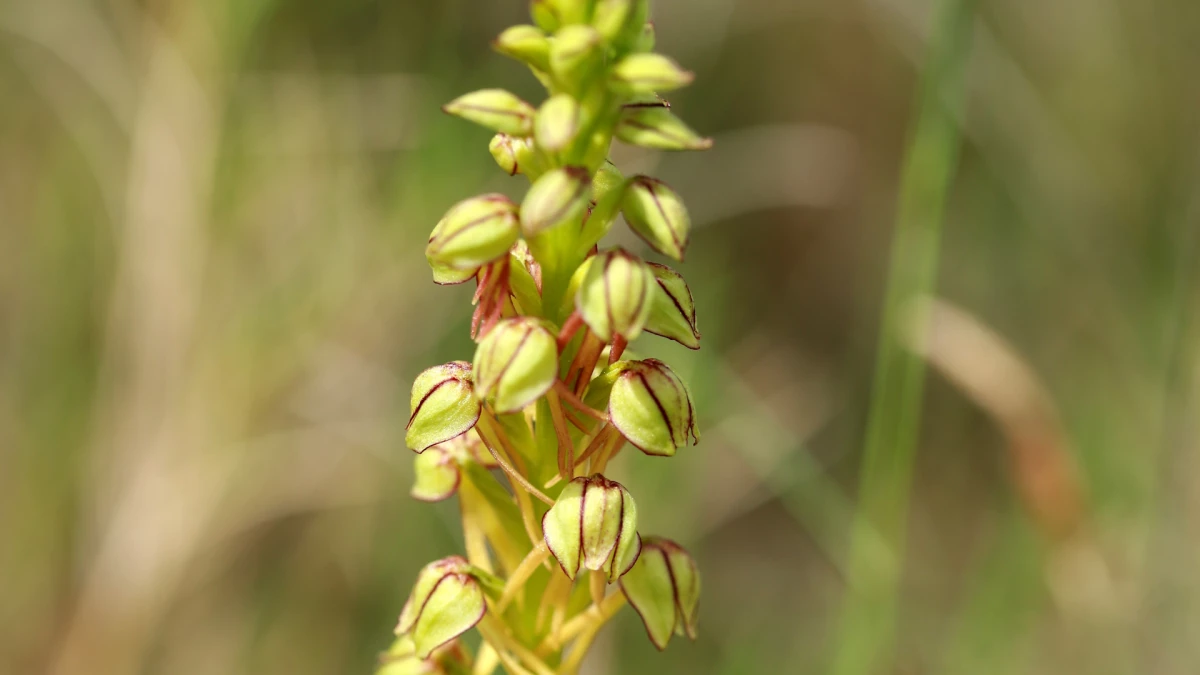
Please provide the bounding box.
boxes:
[576,248,655,342]
[530,0,561,32]
[426,195,520,273]
[619,537,700,650]
[643,262,700,349]
[534,93,581,153]
[592,0,633,42]
[616,106,713,151]
[395,557,487,658]
[411,432,496,502]
[621,175,692,261]
[442,89,535,136]
[489,133,543,178]
[549,25,603,84]
[610,53,694,96]
[429,260,478,286]
[542,474,641,582]
[472,317,558,413]
[607,358,698,456]
[376,635,468,675]
[492,24,550,71]
[633,21,655,53]
[406,362,481,453]
[520,166,591,237]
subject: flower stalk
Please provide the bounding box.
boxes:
[382,1,709,672]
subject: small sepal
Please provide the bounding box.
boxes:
[395,557,488,658]
[616,106,713,151]
[426,194,520,273]
[406,362,481,453]
[520,166,591,237]
[493,25,550,72]
[534,93,582,153]
[411,432,496,502]
[489,133,539,177]
[542,474,641,582]
[621,176,691,261]
[575,248,655,342]
[619,537,700,650]
[609,53,694,96]
[607,358,698,456]
[442,89,535,136]
[472,317,559,413]
[643,262,700,349]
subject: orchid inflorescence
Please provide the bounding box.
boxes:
[381,1,708,673]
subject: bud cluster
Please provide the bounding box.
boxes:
[383,2,709,672]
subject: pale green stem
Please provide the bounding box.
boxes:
[829,0,976,674]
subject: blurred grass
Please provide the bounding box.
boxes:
[2,0,1199,674]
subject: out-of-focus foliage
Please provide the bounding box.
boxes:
[1,0,1198,674]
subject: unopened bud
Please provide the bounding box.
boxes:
[607,358,698,456]
[406,362,481,453]
[442,89,535,136]
[633,21,655,53]
[376,635,467,675]
[426,195,520,273]
[549,25,603,84]
[520,166,591,237]
[411,432,495,502]
[619,537,700,650]
[493,24,550,72]
[542,474,641,582]
[643,263,700,349]
[395,557,487,658]
[592,0,633,42]
[530,0,561,32]
[616,106,712,151]
[610,53,693,96]
[472,317,558,413]
[534,94,581,153]
[429,260,479,286]
[576,248,655,342]
[621,176,691,261]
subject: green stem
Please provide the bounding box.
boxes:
[829,1,975,674]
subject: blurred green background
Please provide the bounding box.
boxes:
[2,0,1198,673]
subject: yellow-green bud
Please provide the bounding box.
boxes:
[621,175,692,261]
[633,21,655,53]
[619,537,700,650]
[576,248,655,342]
[429,260,478,286]
[406,362,481,453]
[426,194,520,273]
[442,89,535,136]
[610,53,694,96]
[534,93,581,153]
[616,105,713,151]
[549,25,603,84]
[492,24,550,72]
[643,262,700,349]
[542,474,641,582]
[592,0,633,42]
[472,317,558,413]
[530,0,561,32]
[520,166,591,237]
[395,557,487,658]
[411,432,495,502]
[376,634,468,675]
[607,358,698,456]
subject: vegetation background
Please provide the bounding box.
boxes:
[2,0,1197,673]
